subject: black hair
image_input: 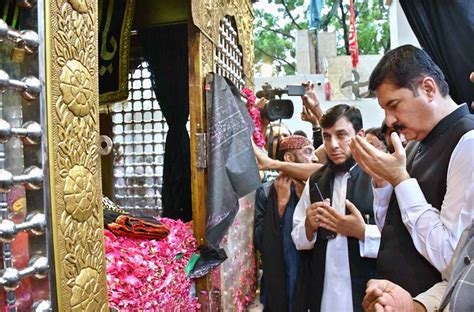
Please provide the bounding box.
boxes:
[293,130,308,138]
[369,44,449,97]
[320,104,363,133]
[380,120,388,135]
[366,127,386,143]
[266,122,290,159]
[276,149,287,162]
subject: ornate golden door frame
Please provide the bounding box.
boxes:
[190,0,254,84]
[188,0,254,301]
[189,0,254,242]
[43,0,108,310]
[40,0,253,308]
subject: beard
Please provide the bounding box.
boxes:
[327,155,356,173]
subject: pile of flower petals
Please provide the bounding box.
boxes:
[105,218,199,311]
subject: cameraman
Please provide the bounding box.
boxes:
[255,82,325,181]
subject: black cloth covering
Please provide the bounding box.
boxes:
[205,74,261,248]
[256,184,288,311]
[98,0,134,102]
[399,0,474,106]
[255,182,302,312]
[139,24,192,221]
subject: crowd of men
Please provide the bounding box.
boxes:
[253,45,474,312]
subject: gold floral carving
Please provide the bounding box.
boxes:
[191,0,254,83]
[47,0,107,310]
[60,60,93,117]
[63,165,95,222]
[68,0,88,13]
[70,268,108,312]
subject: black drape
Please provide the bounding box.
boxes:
[139,24,192,221]
[205,74,261,247]
[399,0,474,105]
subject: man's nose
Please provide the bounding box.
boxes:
[330,136,339,149]
[385,113,397,128]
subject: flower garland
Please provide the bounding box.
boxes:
[106,218,199,311]
[242,87,266,147]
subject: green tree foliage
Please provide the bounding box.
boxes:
[254,0,390,75]
[254,0,308,75]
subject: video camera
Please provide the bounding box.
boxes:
[256,83,307,121]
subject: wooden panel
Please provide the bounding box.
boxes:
[187,0,255,305]
[188,21,211,301]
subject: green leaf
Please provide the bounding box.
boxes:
[185,252,201,276]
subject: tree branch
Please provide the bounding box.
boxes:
[339,0,349,55]
[262,26,295,39]
[256,46,296,71]
[383,37,390,53]
[321,0,340,31]
[358,0,369,18]
[279,0,302,30]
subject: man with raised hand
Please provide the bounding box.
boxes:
[351,45,474,296]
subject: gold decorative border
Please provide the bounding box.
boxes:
[45,0,108,310]
[99,0,135,104]
[191,0,254,84]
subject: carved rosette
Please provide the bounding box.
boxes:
[48,0,107,309]
[191,0,254,83]
[60,60,93,117]
[63,165,96,222]
[70,268,108,312]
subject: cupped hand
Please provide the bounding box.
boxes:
[274,173,292,217]
[351,133,409,187]
[363,279,416,312]
[317,199,365,240]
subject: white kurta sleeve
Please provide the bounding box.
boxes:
[291,180,317,250]
[395,131,474,272]
[372,183,393,232]
[358,224,381,258]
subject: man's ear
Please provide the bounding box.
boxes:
[356,129,365,137]
[283,151,294,162]
[421,77,436,101]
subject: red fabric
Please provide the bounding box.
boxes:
[107,215,170,240]
[279,135,312,152]
[349,0,359,68]
[324,80,332,101]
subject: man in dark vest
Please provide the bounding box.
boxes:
[351,45,474,296]
[254,135,316,311]
[292,104,381,311]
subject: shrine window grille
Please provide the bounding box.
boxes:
[215,15,245,89]
[110,61,171,215]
